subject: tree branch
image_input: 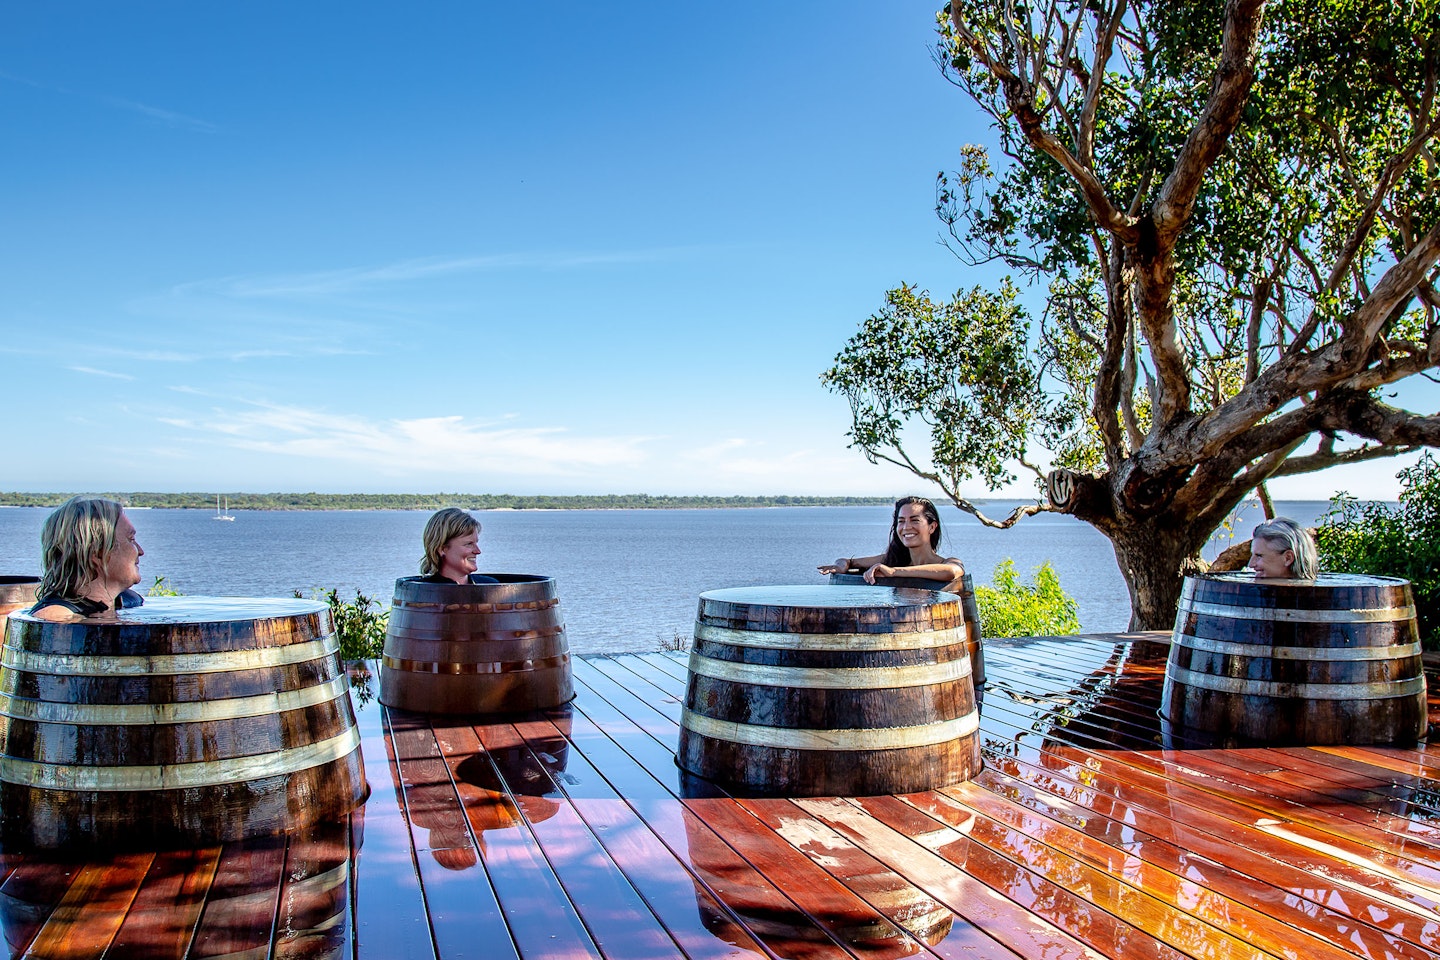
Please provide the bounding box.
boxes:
[1151,0,1266,239]
[1077,1,1127,169]
[1268,442,1420,478]
[950,4,1137,241]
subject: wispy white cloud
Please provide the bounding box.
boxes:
[68,365,135,380]
[102,97,217,133]
[161,402,660,477]
[680,438,867,479]
[0,70,216,133]
[94,347,205,363]
[172,248,699,301]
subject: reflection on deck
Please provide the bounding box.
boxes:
[2,633,1440,958]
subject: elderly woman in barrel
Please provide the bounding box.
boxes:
[818,496,966,589]
[1247,516,1319,580]
[30,496,146,621]
[416,508,499,585]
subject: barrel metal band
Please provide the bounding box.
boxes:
[680,707,979,751]
[1163,663,1427,700]
[0,725,362,791]
[1179,599,1415,623]
[381,653,570,675]
[0,675,351,726]
[392,598,557,613]
[687,651,971,690]
[693,623,963,653]
[1171,632,1421,661]
[386,626,566,643]
[0,635,338,677]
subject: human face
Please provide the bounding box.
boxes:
[101,512,144,590]
[438,529,481,583]
[895,502,937,553]
[1248,537,1295,579]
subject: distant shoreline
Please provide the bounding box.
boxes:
[0,493,910,512]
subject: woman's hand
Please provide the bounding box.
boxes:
[817,558,851,575]
[863,564,896,583]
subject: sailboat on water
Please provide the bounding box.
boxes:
[213,495,235,521]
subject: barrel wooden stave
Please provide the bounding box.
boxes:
[687,638,972,731]
[825,572,985,687]
[0,658,339,706]
[0,577,39,643]
[679,586,981,796]
[679,740,975,798]
[5,759,363,851]
[1161,573,1426,745]
[380,574,574,715]
[0,597,367,851]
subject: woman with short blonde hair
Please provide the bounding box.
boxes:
[417,508,497,585]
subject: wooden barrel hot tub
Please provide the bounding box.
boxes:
[1160,572,1427,745]
[379,574,574,715]
[0,597,367,850]
[677,585,981,796]
[828,572,985,688]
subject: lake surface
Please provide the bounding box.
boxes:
[0,500,1331,654]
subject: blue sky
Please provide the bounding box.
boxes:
[1,3,1429,499]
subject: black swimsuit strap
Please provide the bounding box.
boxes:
[29,596,109,617]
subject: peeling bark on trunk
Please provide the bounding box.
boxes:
[1108,519,1210,631]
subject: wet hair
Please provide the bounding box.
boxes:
[420,508,481,575]
[883,496,943,567]
[38,496,126,600]
[1252,516,1318,579]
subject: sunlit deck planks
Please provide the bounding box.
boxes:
[3,633,1440,958]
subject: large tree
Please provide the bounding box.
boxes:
[825,0,1440,629]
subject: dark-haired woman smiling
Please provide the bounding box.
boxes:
[818,496,965,587]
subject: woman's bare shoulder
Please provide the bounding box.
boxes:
[30,604,82,622]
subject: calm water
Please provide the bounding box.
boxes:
[0,501,1330,654]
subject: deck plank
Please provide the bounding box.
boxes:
[967,765,1430,959]
[2,634,1439,959]
[978,671,1440,947]
[733,798,1022,959]
[105,848,220,960]
[473,716,687,960]
[394,716,520,960]
[516,712,772,960]
[0,860,81,957]
[21,856,149,960]
[185,837,286,960]
[349,669,437,960]
[567,663,863,958]
[430,722,603,960]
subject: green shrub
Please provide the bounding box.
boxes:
[1316,452,1440,649]
[145,576,180,597]
[974,559,1080,638]
[308,588,390,661]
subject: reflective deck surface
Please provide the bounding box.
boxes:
[3,633,1440,959]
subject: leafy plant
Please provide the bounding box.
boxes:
[145,576,180,597]
[974,560,1080,639]
[303,588,390,661]
[1316,453,1440,649]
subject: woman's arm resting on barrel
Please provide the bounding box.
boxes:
[872,561,966,582]
[817,553,886,575]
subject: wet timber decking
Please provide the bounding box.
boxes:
[5,632,1440,959]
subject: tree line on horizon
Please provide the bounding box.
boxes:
[0,492,904,511]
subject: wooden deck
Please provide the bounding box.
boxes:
[4,632,1440,959]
